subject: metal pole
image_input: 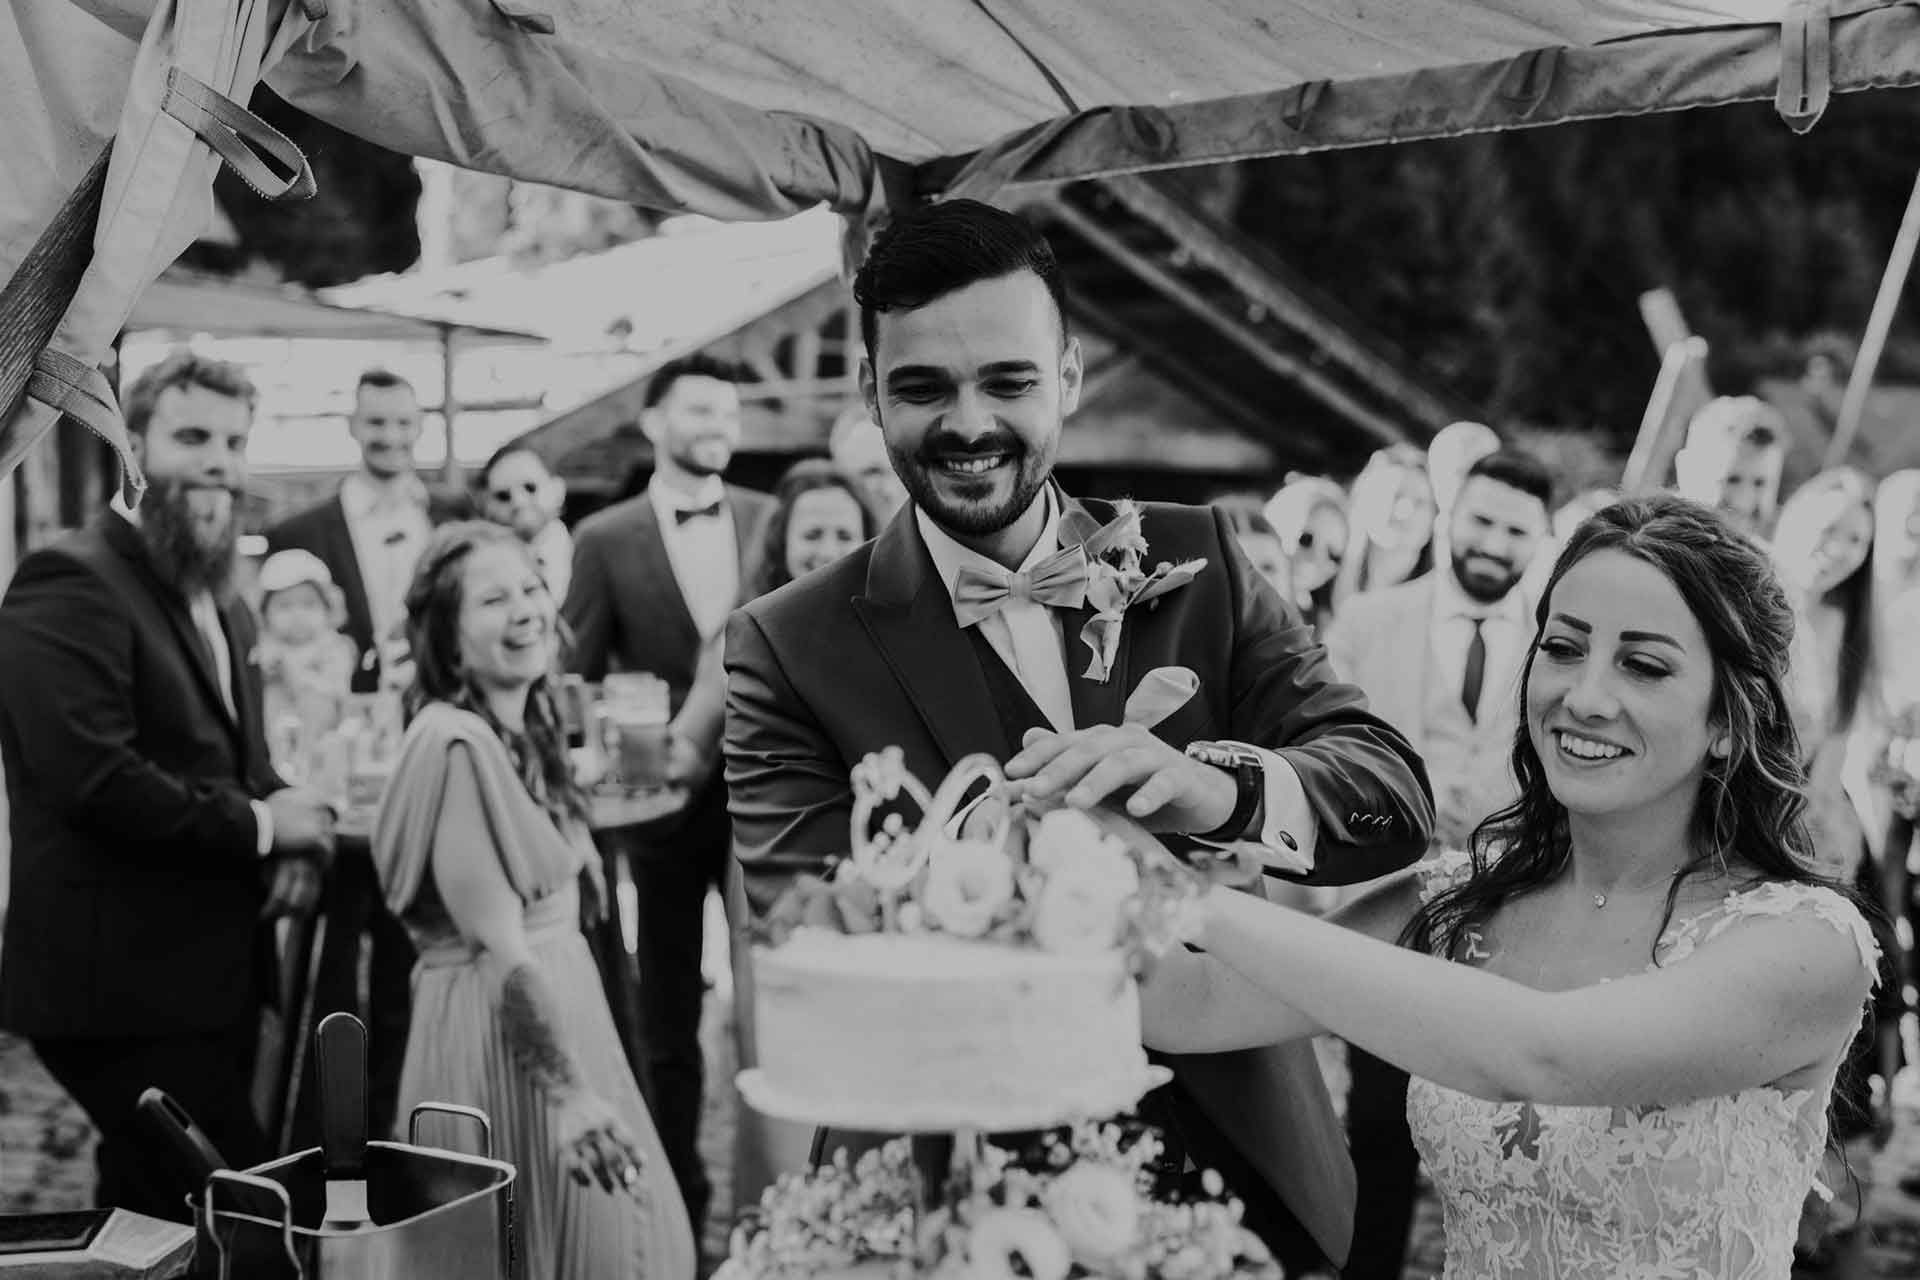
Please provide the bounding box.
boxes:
[1829,167,1920,468]
[439,325,462,490]
[1623,336,1708,494]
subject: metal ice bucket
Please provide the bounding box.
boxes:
[197,1102,520,1280]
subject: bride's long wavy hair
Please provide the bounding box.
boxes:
[402,521,586,828]
[1402,494,1845,961]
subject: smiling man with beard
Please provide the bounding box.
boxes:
[1320,444,1552,1280]
[0,352,338,1221]
[723,199,1434,1277]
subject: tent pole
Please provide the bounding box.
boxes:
[1828,167,1920,468]
[439,325,463,490]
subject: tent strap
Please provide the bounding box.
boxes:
[25,351,143,503]
[161,68,316,201]
[1777,0,1833,133]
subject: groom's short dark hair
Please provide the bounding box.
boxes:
[853,199,1068,360]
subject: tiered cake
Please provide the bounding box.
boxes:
[726,750,1280,1280]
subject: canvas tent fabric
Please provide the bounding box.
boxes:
[9,0,1920,494]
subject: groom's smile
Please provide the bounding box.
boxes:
[862,271,1082,557]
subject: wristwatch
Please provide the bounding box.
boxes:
[1184,740,1265,843]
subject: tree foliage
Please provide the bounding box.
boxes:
[1230,89,1920,445]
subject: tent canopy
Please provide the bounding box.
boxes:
[8,0,1920,500]
[252,0,1920,220]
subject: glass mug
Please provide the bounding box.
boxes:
[600,673,672,793]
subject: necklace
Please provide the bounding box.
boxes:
[1589,876,1676,909]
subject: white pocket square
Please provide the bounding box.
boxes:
[1123,665,1201,732]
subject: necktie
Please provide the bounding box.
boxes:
[675,501,723,525]
[952,545,1089,628]
[1461,617,1486,723]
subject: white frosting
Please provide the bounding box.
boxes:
[752,933,1147,1125]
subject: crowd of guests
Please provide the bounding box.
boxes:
[1,328,1916,1279]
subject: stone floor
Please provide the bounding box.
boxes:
[9,1002,1920,1280]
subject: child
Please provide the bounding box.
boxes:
[255,549,358,741]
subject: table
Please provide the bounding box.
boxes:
[330,786,687,842]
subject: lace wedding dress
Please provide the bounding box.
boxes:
[1406,859,1880,1279]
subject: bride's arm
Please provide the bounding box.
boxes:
[1139,869,1421,1052]
[1185,885,1871,1105]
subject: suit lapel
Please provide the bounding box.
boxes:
[322,498,373,642]
[220,600,259,751]
[1389,579,1434,745]
[630,497,702,656]
[853,510,1007,769]
[1059,495,1132,729]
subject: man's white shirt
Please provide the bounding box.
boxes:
[917,492,1316,873]
[1429,568,1530,725]
[339,472,430,656]
[648,476,738,640]
[529,519,574,605]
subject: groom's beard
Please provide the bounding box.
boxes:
[140,477,240,602]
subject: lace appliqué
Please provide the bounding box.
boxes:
[1405,875,1878,1279]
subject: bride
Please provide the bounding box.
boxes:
[1139,494,1881,1279]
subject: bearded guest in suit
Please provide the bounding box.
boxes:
[563,353,773,1233]
[1319,445,1552,1280]
[0,353,337,1220]
[723,200,1434,1275]
[264,367,465,1145]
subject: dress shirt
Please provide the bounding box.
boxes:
[529,519,574,605]
[339,472,431,663]
[1429,570,1530,726]
[112,496,273,856]
[647,476,738,640]
[918,492,1316,871]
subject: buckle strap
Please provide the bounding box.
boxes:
[25,350,146,504]
[161,67,317,202]
[1777,0,1833,134]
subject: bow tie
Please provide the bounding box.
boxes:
[673,501,723,525]
[952,545,1089,628]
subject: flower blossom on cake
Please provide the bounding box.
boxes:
[922,837,1017,938]
[1032,840,1141,954]
[1044,1162,1142,1272]
[961,1209,1074,1280]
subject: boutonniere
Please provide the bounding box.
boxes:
[1069,501,1205,683]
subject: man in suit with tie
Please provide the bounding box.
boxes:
[0,353,337,1219]
[563,353,772,1232]
[264,367,464,1144]
[1320,444,1552,1280]
[724,200,1434,1275]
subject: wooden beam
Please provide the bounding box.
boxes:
[1095,173,1471,429]
[1033,195,1406,447]
[1831,167,1920,467]
[1067,292,1329,471]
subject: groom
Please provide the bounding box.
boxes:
[723,200,1434,1272]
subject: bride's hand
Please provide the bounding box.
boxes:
[553,1091,646,1195]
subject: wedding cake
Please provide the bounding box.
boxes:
[729,749,1277,1280]
[753,931,1145,1126]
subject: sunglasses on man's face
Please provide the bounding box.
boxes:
[490,481,542,503]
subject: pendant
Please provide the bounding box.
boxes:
[1592,893,1607,909]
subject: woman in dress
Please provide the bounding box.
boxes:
[372,522,695,1280]
[1141,494,1881,1279]
[1773,470,1903,1263]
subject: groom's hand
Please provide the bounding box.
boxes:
[1005,725,1236,835]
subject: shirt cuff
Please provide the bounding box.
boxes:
[1193,745,1317,876]
[251,799,274,858]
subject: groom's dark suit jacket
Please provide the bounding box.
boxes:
[724,494,1435,1266]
